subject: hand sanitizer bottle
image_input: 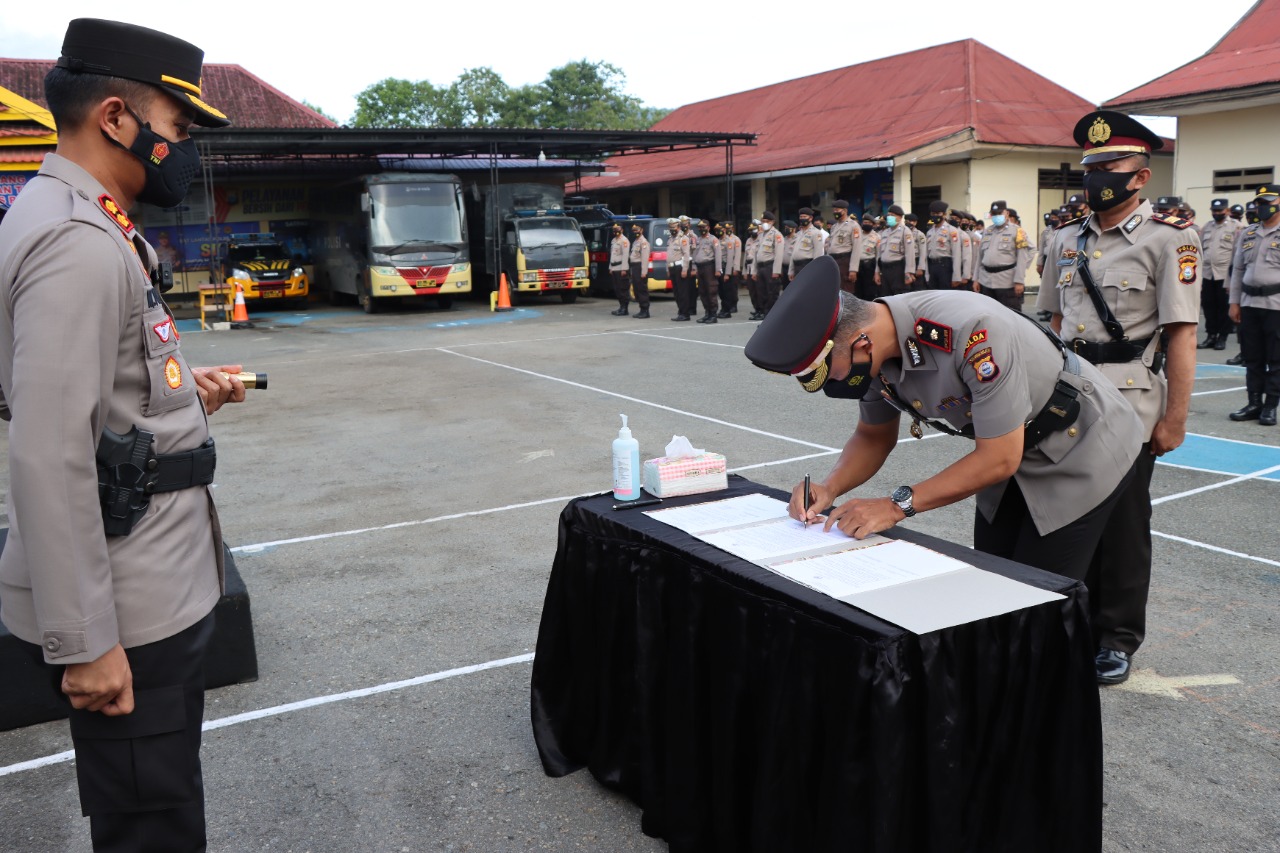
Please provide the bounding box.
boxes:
[612,414,641,501]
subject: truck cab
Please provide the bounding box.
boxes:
[502,211,589,303]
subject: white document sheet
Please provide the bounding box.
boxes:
[702,517,887,563]
[770,539,967,597]
[644,493,790,535]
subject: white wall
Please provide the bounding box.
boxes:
[1176,106,1280,216]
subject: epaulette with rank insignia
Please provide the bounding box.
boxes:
[1056,216,1085,229]
[97,193,135,236]
[1151,211,1193,229]
[1014,227,1029,249]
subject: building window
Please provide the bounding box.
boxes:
[1038,166,1084,191]
[1213,167,1274,193]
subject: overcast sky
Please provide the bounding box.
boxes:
[1,0,1260,137]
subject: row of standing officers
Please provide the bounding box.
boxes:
[605,200,1039,324]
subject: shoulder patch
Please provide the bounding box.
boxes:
[97,194,135,236]
[1175,243,1199,255]
[963,329,988,358]
[913,318,953,352]
[1014,228,1029,249]
[1151,211,1193,229]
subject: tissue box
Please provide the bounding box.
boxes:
[642,453,728,498]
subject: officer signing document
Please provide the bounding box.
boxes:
[744,256,1142,619]
[0,19,246,850]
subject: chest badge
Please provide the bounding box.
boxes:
[153,318,174,344]
[164,356,183,389]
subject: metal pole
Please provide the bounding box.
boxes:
[490,141,500,293]
[725,143,735,223]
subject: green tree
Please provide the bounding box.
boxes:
[351,78,447,128]
[540,60,645,129]
[301,100,338,123]
[446,67,511,126]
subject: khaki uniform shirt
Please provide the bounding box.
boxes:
[788,225,826,275]
[629,235,651,271]
[1229,219,1280,311]
[667,230,692,276]
[1038,226,1056,270]
[1037,201,1202,438]
[743,236,758,273]
[925,221,963,283]
[721,234,742,274]
[959,230,974,280]
[609,235,630,271]
[692,233,722,274]
[826,218,863,262]
[859,290,1142,534]
[0,154,222,664]
[860,229,881,262]
[876,224,917,272]
[782,232,796,268]
[754,228,785,277]
[977,222,1034,289]
[1200,217,1243,281]
[910,227,927,274]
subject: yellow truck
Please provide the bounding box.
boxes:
[221,233,309,305]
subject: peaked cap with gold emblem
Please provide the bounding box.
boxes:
[1073,109,1161,165]
[57,18,231,128]
[744,255,842,387]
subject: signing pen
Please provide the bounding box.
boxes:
[803,474,811,528]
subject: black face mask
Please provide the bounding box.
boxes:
[929,215,943,225]
[1082,168,1139,212]
[1212,213,1226,222]
[821,359,874,399]
[799,219,811,227]
[105,105,201,209]
[834,211,845,219]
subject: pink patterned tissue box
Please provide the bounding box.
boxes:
[642,453,728,498]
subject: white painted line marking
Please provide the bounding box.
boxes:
[1113,670,1241,700]
[1191,386,1246,396]
[1151,530,1280,568]
[519,449,556,463]
[623,331,747,349]
[0,654,536,779]
[437,348,840,452]
[1152,463,1280,505]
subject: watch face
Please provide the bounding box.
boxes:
[892,486,912,503]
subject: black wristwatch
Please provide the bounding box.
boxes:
[891,485,916,518]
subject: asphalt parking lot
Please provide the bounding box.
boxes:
[0,292,1277,852]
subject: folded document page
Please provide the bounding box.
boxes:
[646,494,1064,634]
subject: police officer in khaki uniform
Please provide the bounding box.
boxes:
[628,223,651,318]
[718,221,742,318]
[788,207,826,280]
[903,213,928,287]
[666,217,694,320]
[0,19,247,850]
[874,205,917,296]
[1199,198,1243,349]
[1227,187,1280,425]
[825,199,863,294]
[856,214,881,300]
[1037,110,1201,684]
[925,200,963,289]
[743,221,759,294]
[692,218,723,323]
[781,219,798,277]
[608,223,631,316]
[743,256,1141,584]
[977,200,1034,311]
[954,210,975,286]
[752,211,785,319]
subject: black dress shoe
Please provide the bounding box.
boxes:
[1213,336,1227,350]
[672,314,690,321]
[1261,406,1278,426]
[1095,648,1132,685]
[1230,397,1263,421]
[633,309,650,319]
[1198,334,1216,349]
[610,308,629,316]
[717,310,731,319]
[1226,352,1244,365]
[696,314,711,323]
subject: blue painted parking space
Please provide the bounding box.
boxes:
[1162,433,1280,480]
[1194,362,1246,379]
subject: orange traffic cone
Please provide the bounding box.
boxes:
[231,283,254,328]
[495,273,514,312]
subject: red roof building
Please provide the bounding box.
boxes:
[1102,0,1280,216]
[579,39,1171,242]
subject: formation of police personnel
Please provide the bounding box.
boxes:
[1226,186,1280,425]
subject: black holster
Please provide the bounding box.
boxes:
[96,426,216,536]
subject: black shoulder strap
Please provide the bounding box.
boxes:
[1073,216,1126,342]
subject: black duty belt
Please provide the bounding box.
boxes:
[98,428,216,536]
[1024,349,1081,449]
[1243,282,1280,297]
[1068,336,1153,364]
[829,252,852,258]
[982,262,1016,273]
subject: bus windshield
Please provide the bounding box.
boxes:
[369,182,464,251]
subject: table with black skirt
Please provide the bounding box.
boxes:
[530,475,1102,853]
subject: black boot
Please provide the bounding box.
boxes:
[1229,393,1263,421]
[1261,398,1278,426]
[1226,352,1244,365]
[611,306,629,316]
[633,309,650,319]
[1214,335,1227,350]
[1198,333,1216,349]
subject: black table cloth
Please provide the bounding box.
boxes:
[531,475,1101,853]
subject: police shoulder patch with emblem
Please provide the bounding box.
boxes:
[1175,243,1199,255]
[1178,253,1198,284]
[963,329,988,358]
[913,318,953,352]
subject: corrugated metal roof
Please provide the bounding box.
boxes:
[581,39,1094,192]
[1105,0,1280,108]
[0,59,337,130]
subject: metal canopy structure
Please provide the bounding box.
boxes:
[191,126,755,162]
